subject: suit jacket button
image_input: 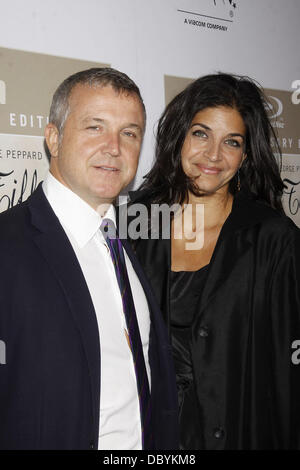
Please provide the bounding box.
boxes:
[198,326,209,338]
[213,427,225,439]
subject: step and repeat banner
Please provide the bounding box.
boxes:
[0,0,299,224]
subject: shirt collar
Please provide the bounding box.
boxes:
[42,171,116,248]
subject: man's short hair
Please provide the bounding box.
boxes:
[49,67,146,136]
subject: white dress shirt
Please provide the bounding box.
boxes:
[42,172,151,450]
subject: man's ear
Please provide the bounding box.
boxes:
[45,123,60,158]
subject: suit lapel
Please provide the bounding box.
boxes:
[27,185,100,440]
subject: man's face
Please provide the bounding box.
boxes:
[45,84,145,210]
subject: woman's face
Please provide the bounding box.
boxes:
[181,106,246,195]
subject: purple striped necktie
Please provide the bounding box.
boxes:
[100,218,153,450]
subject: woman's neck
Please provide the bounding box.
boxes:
[185,189,233,230]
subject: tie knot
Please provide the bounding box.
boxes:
[100,218,117,240]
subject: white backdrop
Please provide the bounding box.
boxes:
[0,0,300,222]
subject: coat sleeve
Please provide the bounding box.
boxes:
[269,221,300,449]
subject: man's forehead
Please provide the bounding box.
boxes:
[68,83,140,107]
[67,83,145,127]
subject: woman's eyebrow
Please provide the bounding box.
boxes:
[191,122,210,130]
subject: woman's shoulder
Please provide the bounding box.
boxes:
[233,190,300,242]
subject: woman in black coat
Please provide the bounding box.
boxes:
[128,74,300,449]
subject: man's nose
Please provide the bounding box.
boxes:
[104,132,120,157]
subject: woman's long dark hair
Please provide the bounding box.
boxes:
[140,73,284,212]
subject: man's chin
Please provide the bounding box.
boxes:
[93,190,120,207]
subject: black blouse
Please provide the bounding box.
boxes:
[170,265,209,450]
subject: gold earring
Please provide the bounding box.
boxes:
[237,170,241,191]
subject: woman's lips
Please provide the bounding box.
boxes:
[195,164,222,175]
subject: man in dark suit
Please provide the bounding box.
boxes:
[0,68,178,450]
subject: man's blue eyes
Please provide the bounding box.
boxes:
[86,127,137,138]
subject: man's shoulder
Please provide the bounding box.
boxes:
[0,184,49,239]
[0,200,30,233]
[0,202,33,267]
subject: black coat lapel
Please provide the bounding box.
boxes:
[27,185,100,439]
[198,191,274,315]
[198,219,252,316]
